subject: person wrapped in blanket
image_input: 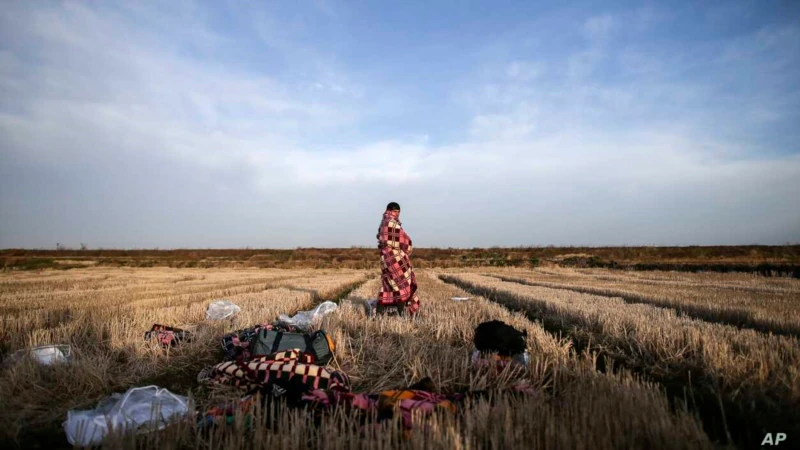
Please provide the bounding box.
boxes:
[376,202,420,317]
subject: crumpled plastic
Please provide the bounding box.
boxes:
[366,299,378,317]
[4,344,72,367]
[206,300,241,320]
[63,385,190,446]
[277,301,338,329]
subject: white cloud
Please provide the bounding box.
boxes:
[1,2,798,247]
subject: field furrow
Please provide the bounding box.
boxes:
[0,268,718,449]
[486,268,800,336]
[319,271,712,449]
[441,272,800,447]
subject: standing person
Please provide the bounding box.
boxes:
[376,202,420,317]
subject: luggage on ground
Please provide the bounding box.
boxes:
[251,329,336,365]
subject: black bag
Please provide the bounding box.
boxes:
[473,320,527,356]
[251,329,335,365]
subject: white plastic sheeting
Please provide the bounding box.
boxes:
[4,344,72,366]
[277,301,339,329]
[63,385,190,446]
[205,300,241,320]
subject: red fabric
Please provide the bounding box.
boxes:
[376,209,420,316]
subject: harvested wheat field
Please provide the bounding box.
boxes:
[1,266,798,449]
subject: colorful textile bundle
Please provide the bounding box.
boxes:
[299,379,536,436]
[144,324,191,347]
[301,388,461,433]
[198,395,256,430]
[376,209,420,316]
[197,372,536,436]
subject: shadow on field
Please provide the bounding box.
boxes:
[491,274,800,338]
[439,274,800,449]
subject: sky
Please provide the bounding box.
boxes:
[1,0,799,249]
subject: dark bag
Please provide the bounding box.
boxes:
[473,320,527,356]
[251,329,335,365]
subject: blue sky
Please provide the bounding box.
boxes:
[1,0,798,248]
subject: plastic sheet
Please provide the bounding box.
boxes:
[366,299,378,317]
[4,344,72,367]
[451,297,471,301]
[63,385,190,446]
[206,300,241,320]
[277,301,338,329]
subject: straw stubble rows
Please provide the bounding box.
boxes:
[2,266,795,449]
[441,270,800,447]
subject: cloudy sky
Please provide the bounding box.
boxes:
[1,0,798,249]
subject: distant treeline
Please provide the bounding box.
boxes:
[1,245,798,276]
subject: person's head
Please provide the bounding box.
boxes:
[386,202,400,212]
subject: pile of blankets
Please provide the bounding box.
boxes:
[197,319,536,436]
[200,373,535,435]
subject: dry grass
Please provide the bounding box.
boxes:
[441,271,800,446]
[5,266,794,448]
[486,267,800,336]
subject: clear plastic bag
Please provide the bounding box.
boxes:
[206,300,241,320]
[366,299,378,317]
[277,301,338,329]
[4,344,72,367]
[63,385,190,446]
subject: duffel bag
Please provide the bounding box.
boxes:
[251,329,335,365]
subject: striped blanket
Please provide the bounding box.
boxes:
[376,209,420,316]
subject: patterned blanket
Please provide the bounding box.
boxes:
[376,209,420,316]
[199,349,351,400]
